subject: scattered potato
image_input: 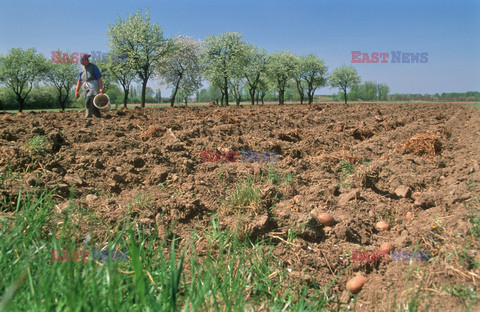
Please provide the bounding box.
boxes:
[380,242,393,253]
[375,220,389,231]
[317,213,334,226]
[346,274,368,294]
[406,212,413,221]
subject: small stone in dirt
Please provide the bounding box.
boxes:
[338,189,360,206]
[454,220,469,236]
[413,193,436,209]
[249,215,269,233]
[139,218,153,225]
[293,195,304,204]
[54,201,70,212]
[394,185,412,198]
[323,226,333,234]
[86,194,98,201]
[64,174,83,186]
[171,174,179,182]
[289,271,312,283]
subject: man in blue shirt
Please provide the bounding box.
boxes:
[74,54,104,118]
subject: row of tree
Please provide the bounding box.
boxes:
[346,81,390,101]
[0,10,367,112]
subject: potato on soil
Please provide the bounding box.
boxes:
[316,212,334,226]
[380,242,393,253]
[406,211,413,221]
[375,220,389,231]
[346,274,368,294]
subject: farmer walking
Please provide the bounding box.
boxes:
[75,54,104,118]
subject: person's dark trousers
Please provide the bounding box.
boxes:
[85,94,102,118]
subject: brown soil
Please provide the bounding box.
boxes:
[1,103,479,311]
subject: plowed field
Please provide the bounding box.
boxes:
[1,103,479,311]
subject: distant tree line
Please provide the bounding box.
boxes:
[331,86,479,103]
[1,9,394,111]
[387,91,480,101]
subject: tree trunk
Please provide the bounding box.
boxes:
[170,76,182,107]
[307,81,315,104]
[123,89,129,108]
[296,80,304,105]
[224,77,229,106]
[343,88,348,104]
[279,89,284,105]
[17,95,24,112]
[58,89,66,111]
[249,88,255,105]
[236,91,241,106]
[141,79,147,108]
[308,91,314,105]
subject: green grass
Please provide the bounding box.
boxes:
[24,135,47,154]
[226,165,293,211]
[127,193,153,210]
[264,164,294,186]
[337,159,355,189]
[469,209,480,239]
[0,166,20,187]
[1,173,477,311]
[443,285,478,312]
[0,188,345,311]
[226,175,261,209]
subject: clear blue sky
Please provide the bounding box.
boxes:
[1,0,479,95]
